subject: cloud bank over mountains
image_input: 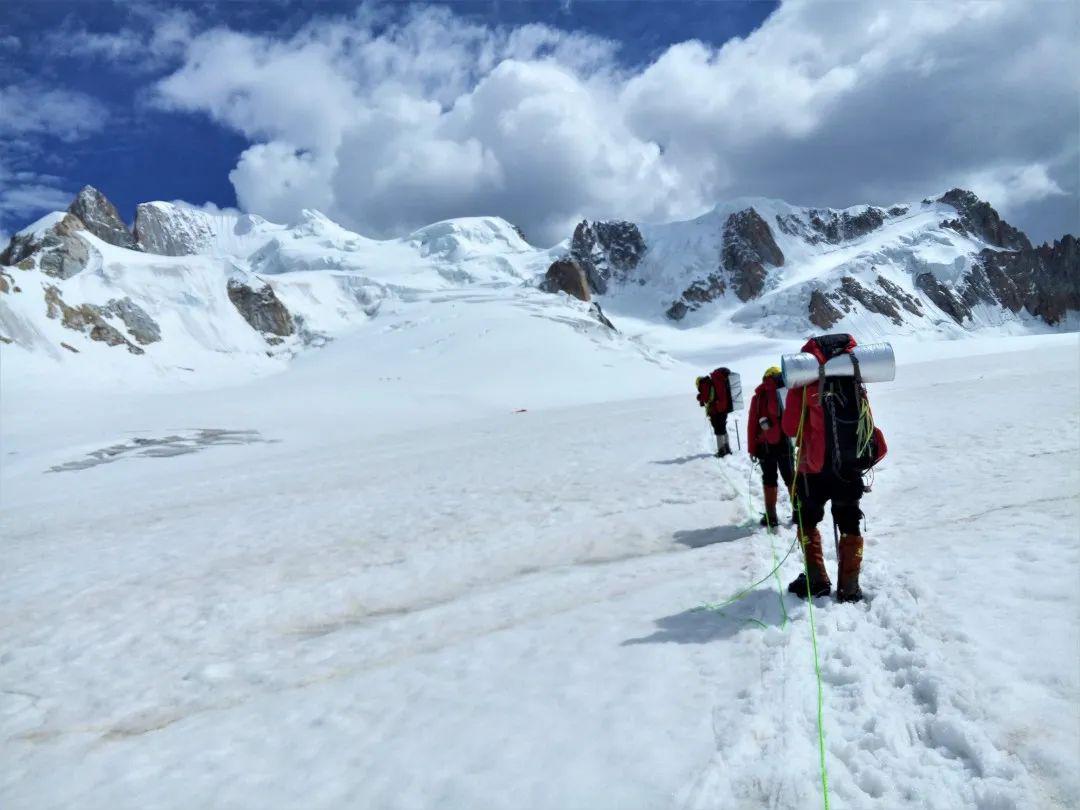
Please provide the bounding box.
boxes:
[4,1,1078,245]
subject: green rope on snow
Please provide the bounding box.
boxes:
[696,533,799,614]
[767,521,790,629]
[698,384,832,810]
[791,385,831,810]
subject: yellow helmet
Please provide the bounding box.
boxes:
[764,365,782,380]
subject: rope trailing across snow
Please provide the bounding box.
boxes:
[791,385,832,810]
[698,387,832,810]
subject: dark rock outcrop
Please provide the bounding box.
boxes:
[569,219,646,294]
[722,208,784,301]
[590,303,616,331]
[541,258,590,302]
[43,286,146,354]
[777,206,889,246]
[937,189,1030,250]
[774,214,805,239]
[977,234,1080,325]
[2,185,136,277]
[69,186,139,250]
[107,298,161,344]
[227,279,294,337]
[1,212,93,279]
[835,276,904,325]
[808,207,886,244]
[875,277,923,316]
[809,274,926,328]
[809,289,844,329]
[666,301,689,321]
[915,272,971,323]
[666,274,726,320]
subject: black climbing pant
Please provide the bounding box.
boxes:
[758,440,794,490]
[708,412,729,437]
[795,465,864,535]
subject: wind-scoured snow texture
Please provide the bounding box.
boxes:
[1,333,1076,809]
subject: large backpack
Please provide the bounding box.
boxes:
[807,334,886,472]
[696,368,733,414]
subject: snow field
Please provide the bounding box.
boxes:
[1,333,1077,809]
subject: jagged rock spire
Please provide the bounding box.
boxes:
[68,185,139,251]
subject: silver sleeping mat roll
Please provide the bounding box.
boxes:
[727,371,744,411]
[781,342,895,389]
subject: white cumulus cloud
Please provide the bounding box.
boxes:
[151,0,1080,244]
[0,83,109,142]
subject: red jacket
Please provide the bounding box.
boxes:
[747,376,783,456]
[782,383,826,473]
[696,368,731,416]
[781,337,887,473]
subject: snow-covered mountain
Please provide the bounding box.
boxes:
[0,189,550,378]
[0,185,1076,384]
[548,190,1078,339]
[2,187,1078,809]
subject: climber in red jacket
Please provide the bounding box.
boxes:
[696,368,734,457]
[782,334,887,602]
[747,366,793,529]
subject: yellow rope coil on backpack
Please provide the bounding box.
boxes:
[856,399,875,459]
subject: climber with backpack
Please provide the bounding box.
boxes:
[747,366,794,529]
[695,367,737,457]
[781,334,889,603]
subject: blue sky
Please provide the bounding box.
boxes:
[1,1,1076,245]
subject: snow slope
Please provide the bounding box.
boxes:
[600,197,1070,339]
[0,207,565,389]
[3,190,1076,394]
[2,331,1077,809]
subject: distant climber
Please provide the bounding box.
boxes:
[696,367,736,457]
[747,366,794,528]
[782,334,887,602]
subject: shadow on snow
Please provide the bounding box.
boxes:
[651,453,716,466]
[622,588,791,646]
[673,524,755,548]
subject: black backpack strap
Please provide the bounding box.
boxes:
[819,359,847,477]
[850,353,864,416]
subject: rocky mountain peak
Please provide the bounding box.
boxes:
[134,202,217,256]
[569,219,646,294]
[721,207,784,301]
[1,212,92,279]
[775,205,895,246]
[937,188,1030,251]
[976,232,1080,325]
[68,185,139,251]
